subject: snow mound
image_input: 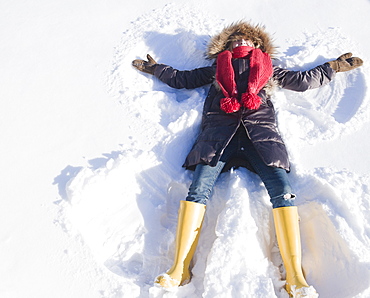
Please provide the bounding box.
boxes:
[55,4,370,298]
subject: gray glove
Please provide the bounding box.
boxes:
[327,53,363,72]
[132,54,157,75]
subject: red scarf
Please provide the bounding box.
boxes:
[216,46,273,113]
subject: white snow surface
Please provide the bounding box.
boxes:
[2,1,370,297]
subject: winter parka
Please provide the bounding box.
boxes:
[153,22,336,173]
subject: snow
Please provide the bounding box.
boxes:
[2,0,370,297]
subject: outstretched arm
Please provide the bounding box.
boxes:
[153,64,216,89]
[274,53,363,92]
[132,54,216,89]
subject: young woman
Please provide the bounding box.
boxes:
[132,21,362,297]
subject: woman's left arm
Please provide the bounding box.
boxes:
[273,53,363,92]
[273,63,336,92]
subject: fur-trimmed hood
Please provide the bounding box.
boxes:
[207,21,276,59]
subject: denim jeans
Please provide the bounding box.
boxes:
[186,128,295,209]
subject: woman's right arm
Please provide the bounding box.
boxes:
[132,54,216,89]
[153,64,216,89]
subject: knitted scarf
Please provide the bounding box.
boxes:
[216,46,273,113]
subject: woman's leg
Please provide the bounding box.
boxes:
[272,206,318,296]
[241,138,317,296]
[186,160,226,205]
[240,139,295,208]
[155,161,226,288]
[155,201,206,288]
[253,164,295,208]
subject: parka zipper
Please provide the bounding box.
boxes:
[240,113,251,139]
[217,112,250,158]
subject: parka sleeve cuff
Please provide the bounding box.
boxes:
[153,64,170,79]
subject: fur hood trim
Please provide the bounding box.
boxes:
[207,21,276,59]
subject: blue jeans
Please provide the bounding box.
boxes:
[186,128,295,209]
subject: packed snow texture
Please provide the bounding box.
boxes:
[56,4,370,298]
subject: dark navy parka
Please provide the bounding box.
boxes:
[153,58,335,173]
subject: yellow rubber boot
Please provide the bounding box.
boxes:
[155,201,206,288]
[273,206,317,297]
